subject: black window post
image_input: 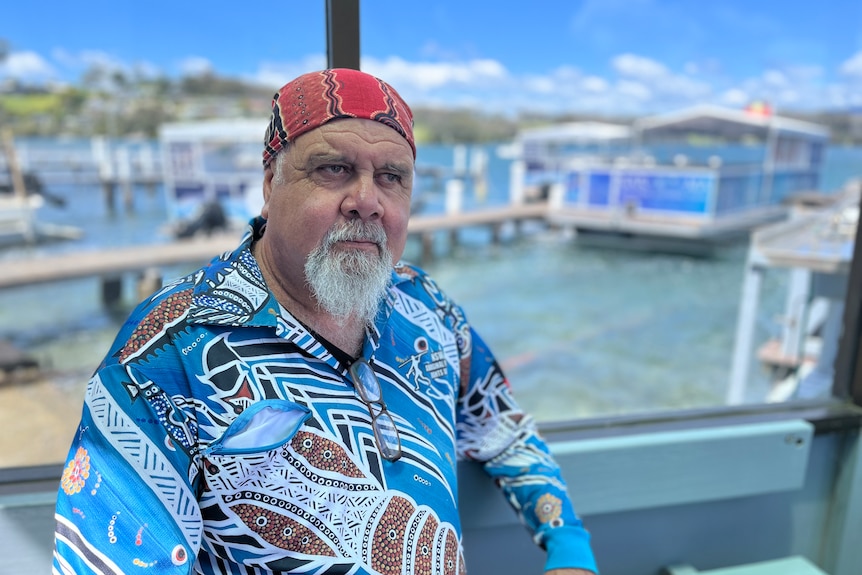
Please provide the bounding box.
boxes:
[326,0,361,70]
[833,183,862,406]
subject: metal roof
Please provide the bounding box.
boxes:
[517,121,632,144]
[634,105,830,140]
[159,118,267,141]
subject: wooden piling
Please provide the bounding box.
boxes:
[102,180,117,215]
[100,276,124,309]
[421,233,435,261]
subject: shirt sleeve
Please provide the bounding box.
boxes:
[454,324,598,574]
[53,361,202,574]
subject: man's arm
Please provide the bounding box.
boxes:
[454,325,599,574]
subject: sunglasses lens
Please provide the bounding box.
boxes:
[373,412,402,461]
[351,361,382,403]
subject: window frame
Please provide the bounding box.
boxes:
[1,0,861,490]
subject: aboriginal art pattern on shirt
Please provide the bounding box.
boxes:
[56,238,499,574]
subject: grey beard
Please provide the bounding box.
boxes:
[304,220,393,325]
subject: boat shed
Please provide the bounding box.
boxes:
[635,104,829,140]
[159,118,267,230]
[515,121,633,168]
[518,121,633,145]
[524,106,834,254]
[634,104,830,170]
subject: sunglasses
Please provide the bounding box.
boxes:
[348,359,402,462]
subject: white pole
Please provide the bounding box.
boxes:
[445,179,464,215]
[727,250,765,405]
[453,145,467,178]
[509,160,525,205]
[470,147,488,202]
[138,145,155,179]
[780,268,812,361]
[92,137,114,180]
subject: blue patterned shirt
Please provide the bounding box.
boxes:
[53,217,596,574]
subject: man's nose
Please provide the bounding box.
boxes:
[342,173,382,219]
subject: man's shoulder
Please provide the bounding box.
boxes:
[114,271,202,341]
[140,269,202,312]
[391,261,458,306]
[392,261,441,293]
[393,261,429,281]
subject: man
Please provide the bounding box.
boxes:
[53,68,598,574]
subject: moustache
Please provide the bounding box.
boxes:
[324,221,388,248]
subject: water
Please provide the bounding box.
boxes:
[1,143,860,427]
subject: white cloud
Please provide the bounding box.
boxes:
[3,48,166,96]
[582,76,609,93]
[840,51,862,77]
[363,56,508,92]
[617,79,652,100]
[131,61,162,79]
[179,56,214,76]
[721,88,749,106]
[79,50,125,72]
[786,65,823,82]
[656,75,712,99]
[250,54,327,88]
[525,76,556,94]
[51,48,81,70]
[0,51,55,80]
[4,40,861,117]
[762,69,787,86]
[612,53,669,79]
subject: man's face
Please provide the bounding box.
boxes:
[259,118,414,316]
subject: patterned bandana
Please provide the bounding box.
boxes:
[262,68,415,166]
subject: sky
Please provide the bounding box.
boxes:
[2,0,862,117]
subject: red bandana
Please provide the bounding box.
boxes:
[262,68,415,166]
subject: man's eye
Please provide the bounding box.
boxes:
[321,165,347,175]
[381,173,401,183]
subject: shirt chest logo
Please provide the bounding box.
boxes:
[397,337,449,390]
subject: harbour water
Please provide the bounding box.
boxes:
[1,142,861,466]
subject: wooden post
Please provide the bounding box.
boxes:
[1,129,27,202]
[116,146,134,213]
[93,137,116,214]
[1,129,36,242]
[102,180,117,215]
[421,233,435,262]
[137,268,162,301]
[491,222,502,245]
[138,145,159,197]
[101,276,124,309]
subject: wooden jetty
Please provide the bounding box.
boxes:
[0,202,552,293]
[409,202,549,260]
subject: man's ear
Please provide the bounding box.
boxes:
[261,166,275,219]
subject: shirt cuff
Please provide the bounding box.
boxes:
[542,524,599,573]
